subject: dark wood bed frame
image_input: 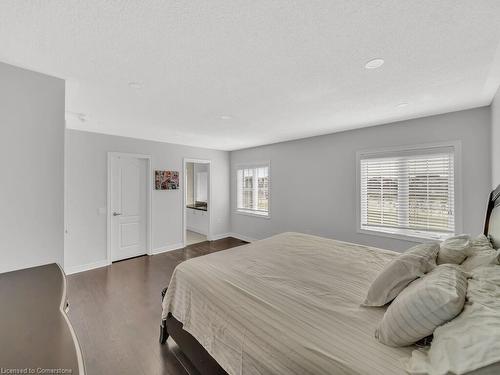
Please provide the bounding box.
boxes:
[160,185,500,375]
[484,185,500,240]
[159,287,228,374]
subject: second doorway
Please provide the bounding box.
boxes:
[184,159,210,246]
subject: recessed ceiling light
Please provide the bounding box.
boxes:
[396,102,409,108]
[220,115,233,120]
[128,81,143,89]
[364,58,385,69]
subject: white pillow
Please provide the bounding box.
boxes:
[363,243,439,306]
[461,249,500,272]
[460,234,499,272]
[437,234,471,265]
[406,264,500,375]
[468,234,494,253]
[375,264,467,347]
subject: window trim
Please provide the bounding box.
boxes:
[234,161,271,219]
[356,141,462,242]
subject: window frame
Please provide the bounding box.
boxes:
[234,162,271,219]
[356,141,462,242]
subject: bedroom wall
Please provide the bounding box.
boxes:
[0,62,65,273]
[64,129,230,273]
[230,107,491,252]
[492,87,500,188]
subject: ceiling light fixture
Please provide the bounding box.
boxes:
[128,81,143,89]
[396,102,409,108]
[364,58,385,69]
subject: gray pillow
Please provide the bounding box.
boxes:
[363,243,439,307]
[468,234,494,253]
[461,234,499,272]
[437,234,471,265]
[462,250,500,272]
[376,264,467,347]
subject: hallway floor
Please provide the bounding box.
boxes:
[185,230,206,246]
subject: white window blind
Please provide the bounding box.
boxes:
[360,146,456,240]
[236,165,269,216]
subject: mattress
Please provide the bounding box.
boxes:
[162,232,414,375]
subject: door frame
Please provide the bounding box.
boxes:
[107,152,153,264]
[183,158,212,246]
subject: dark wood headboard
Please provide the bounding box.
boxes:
[484,185,500,249]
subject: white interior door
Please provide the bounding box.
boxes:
[110,155,147,261]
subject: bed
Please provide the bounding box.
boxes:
[160,185,500,375]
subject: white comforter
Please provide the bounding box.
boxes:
[162,232,414,375]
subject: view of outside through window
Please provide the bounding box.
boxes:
[361,152,454,237]
[237,166,269,215]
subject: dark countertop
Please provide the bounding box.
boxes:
[186,204,207,211]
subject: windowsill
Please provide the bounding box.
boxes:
[235,209,271,219]
[358,226,451,243]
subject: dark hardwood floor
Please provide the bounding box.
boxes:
[67,237,247,375]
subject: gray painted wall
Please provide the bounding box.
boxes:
[0,62,65,273]
[64,129,230,271]
[492,87,500,188]
[230,107,492,252]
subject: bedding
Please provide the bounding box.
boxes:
[363,242,439,307]
[461,248,500,272]
[376,264,467,347]
[461,234,499,272]
[469,234,494,252]
[406,264,500,375]
[437,235,471,265]
[162,232,414,375]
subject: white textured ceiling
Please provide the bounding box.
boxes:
[1,1,500,150]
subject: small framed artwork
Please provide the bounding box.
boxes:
[155,170,179,190]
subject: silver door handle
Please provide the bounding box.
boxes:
[113,212,122,216]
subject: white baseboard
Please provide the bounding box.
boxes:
[208,233,231,241]
[208,232,256,242]
[186,226,208,236]
[64,235,255,275]
[227,232,256,243]
[64,259,110,275]
[152,242,185,255]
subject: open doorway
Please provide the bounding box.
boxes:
[183,159,211,246]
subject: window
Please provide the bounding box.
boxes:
[358,144,459,240]
[196,171,208,202]
[236,164,270,217]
